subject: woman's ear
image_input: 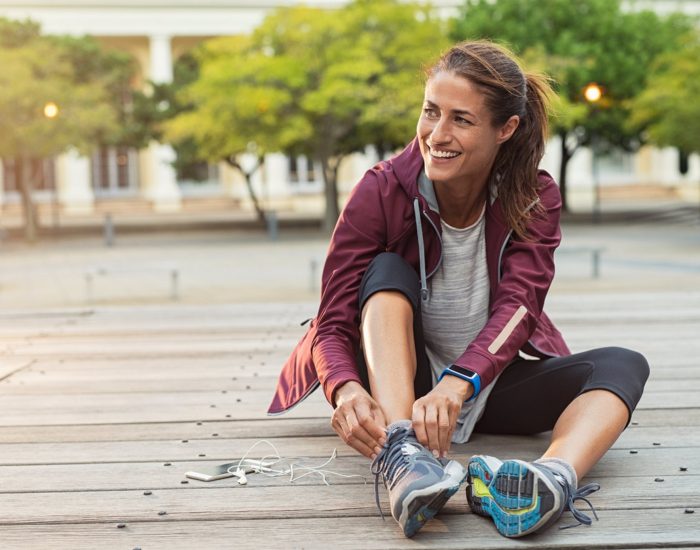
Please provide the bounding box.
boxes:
[496,115,520,144]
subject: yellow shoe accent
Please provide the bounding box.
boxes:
[472,477,491,498]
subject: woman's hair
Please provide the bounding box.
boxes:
[427,40,554,239]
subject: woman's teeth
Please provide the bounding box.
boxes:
[431,149,459,158]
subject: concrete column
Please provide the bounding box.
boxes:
[0,158,5,206]
[146,34,181,211]
[56,149,94,214]
[263,153,291,199]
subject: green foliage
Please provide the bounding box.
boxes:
[165,0,448,226]
[0,17,139,159]
[0,24,113,159]
[450,0,692,150]
[629,32,700,155]
[450,0,694,209]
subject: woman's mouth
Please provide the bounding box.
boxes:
[429,146,460,160]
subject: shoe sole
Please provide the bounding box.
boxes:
[399,460,467,538]
[467,457,561,537]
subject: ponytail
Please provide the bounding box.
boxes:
[493,72,554,239]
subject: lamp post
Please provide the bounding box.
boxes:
[584,83,603,223]
[44,101,60,229]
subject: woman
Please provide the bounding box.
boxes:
[268,40,649,539]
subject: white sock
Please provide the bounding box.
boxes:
[387,419,412,432]
[534,457,578,489]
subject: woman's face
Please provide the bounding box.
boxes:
[417,71,518,190]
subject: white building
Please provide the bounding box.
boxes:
[0,0,698,219]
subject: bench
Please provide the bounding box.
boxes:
[84,266,180,302]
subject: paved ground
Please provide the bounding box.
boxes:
[0,211,698,548]
[1,207,699,309]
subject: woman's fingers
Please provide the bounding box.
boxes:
[332,401,386,458]
[424,405,440,455]
[437,407,452,457]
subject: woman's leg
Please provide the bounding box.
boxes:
[361,290,417,423]
[540,389,628,479]
[467,347,649,537]
[357,253,465,538]
[474,346,649,479]
[355,253,433,420]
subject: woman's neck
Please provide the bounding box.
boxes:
[434,178,489,229]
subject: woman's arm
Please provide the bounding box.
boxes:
[453,174,563,390]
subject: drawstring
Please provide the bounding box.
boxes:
[413,198,429,302]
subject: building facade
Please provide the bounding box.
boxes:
[0,0,698,218]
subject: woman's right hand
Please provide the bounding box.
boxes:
[331,381,387,459]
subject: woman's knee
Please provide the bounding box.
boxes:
[597,346,650,385]
[360,253,420,313]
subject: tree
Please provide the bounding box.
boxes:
[629,32,700,158]
[166,0,448,231]
[450,0,693,210]
[0,18,136,240]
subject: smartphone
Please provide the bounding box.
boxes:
[185,459,277,482]
[185,461,254,482]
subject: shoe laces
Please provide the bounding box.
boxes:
[370,425,413,520]
[558,477,601,530]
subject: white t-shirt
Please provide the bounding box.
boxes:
[418,172,500,443]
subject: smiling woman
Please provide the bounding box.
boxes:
[269,40,649,540]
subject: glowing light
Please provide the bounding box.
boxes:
[584,83,602,103]
[44,102,59,118]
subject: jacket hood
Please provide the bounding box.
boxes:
[384,137,425,198]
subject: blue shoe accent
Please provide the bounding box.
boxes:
[372,425,467,538]
[467,456,599,537]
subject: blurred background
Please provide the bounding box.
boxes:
[0,0,698,309]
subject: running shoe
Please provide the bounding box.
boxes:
[371,423,467,537]
[466,455,600,537]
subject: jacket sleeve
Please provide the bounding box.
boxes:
[452,175,563,391]
[312,171,388,406]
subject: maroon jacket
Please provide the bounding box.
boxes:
[268,138,570,415]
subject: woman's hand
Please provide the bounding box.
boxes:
[331,381,387,459]
[412,376,472,458]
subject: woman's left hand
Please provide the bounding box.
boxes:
[412,377,473,457]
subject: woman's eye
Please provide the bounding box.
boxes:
[456,117,471,125]
[423,108,438,118]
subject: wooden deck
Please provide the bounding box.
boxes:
[0,293,698,549]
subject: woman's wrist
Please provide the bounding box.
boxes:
[334,380,364,406]
[439,374,474,401]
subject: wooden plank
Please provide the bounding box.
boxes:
[0,412,694,444]
[0,390,331,426]
[0,453,695,494]
[0,505,697,549]
[0,478,697,527]
[0,418,334,444]
[2,374,696,395]
[0,433,697,470]
[0,387,691,427]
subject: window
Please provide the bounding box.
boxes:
[1,157,56,192]
[91,146,138,195]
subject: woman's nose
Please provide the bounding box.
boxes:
[430,117,450,143]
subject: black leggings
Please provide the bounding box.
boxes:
[356,252,650,433]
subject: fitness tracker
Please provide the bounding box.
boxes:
[438,365,481,401]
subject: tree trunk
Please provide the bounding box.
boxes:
[18,155,39,243]
[226,156,265,223]
[320,155,341,233]
[558,130,575,213]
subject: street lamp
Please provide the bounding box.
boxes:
[43,101,60,228]
[584,83,603,223]
[43,101,59,119]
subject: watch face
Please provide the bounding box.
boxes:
[450,365,477,379]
